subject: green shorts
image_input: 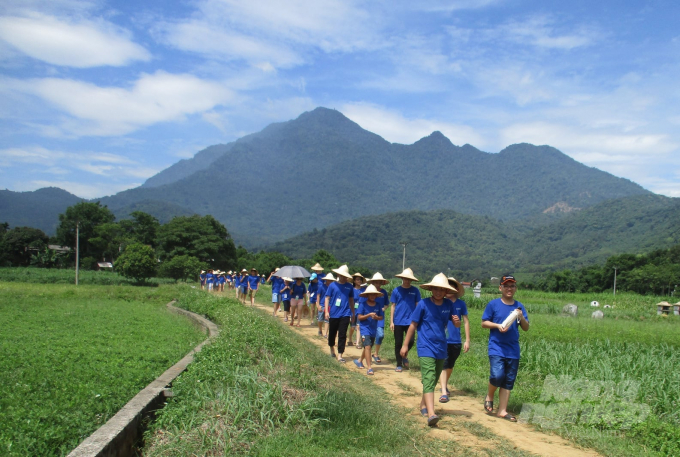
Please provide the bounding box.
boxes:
[420,357,445,393]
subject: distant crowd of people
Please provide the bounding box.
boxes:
[199,263,529,427]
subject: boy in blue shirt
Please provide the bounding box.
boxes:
[481,274,529,422]
[324,265,355,363]
[280,277,292,322]
[354,284,384,376]
[267,268,282,316]
[199,270,206,290]
[390,268,421,372]
[316,274,335,337]
[438,277,470,403]
[307,274,319,325]
[400,273,460,427]
[247,268,260,307]
[366,272,390,364]
[239,270,248,304]
[206,269,215,292]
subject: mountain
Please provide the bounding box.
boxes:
[98,107,649,246]
[268,194,680,279]
[0,187,83,235]
[111,200,196,224]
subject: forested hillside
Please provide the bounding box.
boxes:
[0,188,83,234]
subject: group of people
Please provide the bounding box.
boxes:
[199,268,265,305]
[264,263,529,427]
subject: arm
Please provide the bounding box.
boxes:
[399,322,417,357]
[349,296,355,316]
[452,314,461,328]
[389,302,396,331]
[518,312,530,331]
[325,295,330,319]
[463,315,470,352]
[482,320,510,333]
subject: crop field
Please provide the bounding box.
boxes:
[0,282,205,456]
[0,267,177,285]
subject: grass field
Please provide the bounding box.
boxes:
[0,267,177,285]
[0,282,205,456]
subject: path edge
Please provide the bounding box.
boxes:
[67,300,220,457]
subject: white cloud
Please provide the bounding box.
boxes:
[0,13,150,67]
[342,102,486,146]
[499,16,598,50]
[7,71,234,136]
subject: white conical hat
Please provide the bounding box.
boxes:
[332,264,352,279]
[420,273,457,292]
[395,267,418,281]
[360,284,383,297]
[322,273,337,282]
[368,272,389,285]
[311,263,324,271]
[447,277,465,298]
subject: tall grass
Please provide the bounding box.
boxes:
[0,267,177,285]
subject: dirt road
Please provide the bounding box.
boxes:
[251,299,600,457]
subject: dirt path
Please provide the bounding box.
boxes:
[250,299,600,457]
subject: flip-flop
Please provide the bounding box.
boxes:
[420,408,428,417]
[395,366,403,372]
[484,399,494,413]
[439,394,449,403]
[354,359,365,369]
[446,388,450,396]
[338,358,346,363]
[427,415,440,427]
[347,342,354,346]
[372,355,382,363]
[500,414,517,422]
[367,369,374,376]
[403,358,409,369]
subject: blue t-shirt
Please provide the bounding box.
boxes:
[234,275,240,287]
[376,289,389,328]
[481,298,529,359]
[261,276,265,284]
[316,283,327,306]
[226,274,232,282]
[248,275,259,290]
[325,281,354,319]
[352,287,365,309]
[446,299,468,344]
[280,283,291,301]
[358,301,384,337]
[199,273,206,284]
[270,276,282,294]
[240,276,248,288]
[391,286,421,326]
[308,281,318,302]
[206,273,214,284]
[410,298,456,359]
[218,275,225,284]
[292,282,307,299]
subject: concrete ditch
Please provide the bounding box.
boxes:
[67,300,219,457]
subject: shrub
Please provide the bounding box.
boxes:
[158,255,206,282]
[116,243,157,282]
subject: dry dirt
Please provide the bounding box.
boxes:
[250,298,601,457]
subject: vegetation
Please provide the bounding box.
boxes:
[0,187,82,235]
[115,243,158,282]
[0,268,175,285]
[0,282,205,456]
[0,225,49,266]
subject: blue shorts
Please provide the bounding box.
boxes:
[361,335,376,347]
[489,355,520,390]
[375,326,384,345]
[317,310,328,323]
[240,286,247,294]
[272,292,279,303]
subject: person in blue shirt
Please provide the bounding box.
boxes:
[280,277,292,322]
[353,284,384,376]
[233,271,241,299]
[365,272,390,364]
[348,272,365,348]
[315,274,335,337]
[400,273,461,427]
[438,277,470,404]
[206,269,215,292]
[239,270,248,304]
[481,274,529,422]
[307,274,319,325]
[390,268,421,372]
[199,270,206,290]
[267,268,282,316]
[260,274,266,285]
[289,278,307,327]
[217,271,225,292]
[324,265,355,362]
[247,268,260,306]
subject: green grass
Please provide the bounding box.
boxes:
[0,282,205,456]
[0,267,178,285]
[143,288,482,456]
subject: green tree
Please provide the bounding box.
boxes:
[116,243,157,282]
[119,211,160,247]
[56,202,115,264]
[89,222,125,262]
[2,226,49,266]
[157,215,236,269]
[159,255,207,282]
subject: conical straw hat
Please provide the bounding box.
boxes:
[311,263,324,271]
[322,273,336,282]
[447,277,465,298]
[332,264,353,279]
[368,272,389,285]
[360,284,383,297]
[395,267,418,281]
[421,273,457,292]
[352,272,365,280]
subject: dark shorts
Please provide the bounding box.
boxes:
[240,286,247,294]
[489,355,520,390]
[283,300,291,312]
[361,335,375,347]
[443,344,462,370]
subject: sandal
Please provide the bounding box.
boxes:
[338,358,346,363]
[347,341,354,346]
[372,355,381,363]
[367,369,374,376]
[427,415,440,427]
[420,408,428,417]
[353,359,365,369]
[395,366,403,373]
[439,394,449,403]
[484,399,494,413]
[500,413,517,422]
[403,357,409,369]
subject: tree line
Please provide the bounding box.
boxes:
[529,244,680,296]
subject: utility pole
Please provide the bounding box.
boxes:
[400,242,408,271]
[613,267,617,297]
[75,221,80,286]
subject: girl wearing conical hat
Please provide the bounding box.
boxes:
[353,285,384,376]
[390,267,421,371]
[324,265,355,362]
[366,272,390,364]
[315,274,335,337]
[347,272,366,348]
[438,277,470,404]
[399,273,461,427]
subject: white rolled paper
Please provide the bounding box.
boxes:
[501,309,519,329]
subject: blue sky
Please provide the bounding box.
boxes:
[1,0,679,199]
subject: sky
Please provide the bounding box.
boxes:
[1,0,679,199]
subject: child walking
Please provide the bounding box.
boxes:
[438,277,470,403]
[354,284,384,375]
[280,277,292,322]
[391,268,421,372]
[316,274,335,337]
[400,273,460,427]
[366,272,390,364]
[324,265,354,363]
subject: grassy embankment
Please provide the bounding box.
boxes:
[0,282,205,456]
